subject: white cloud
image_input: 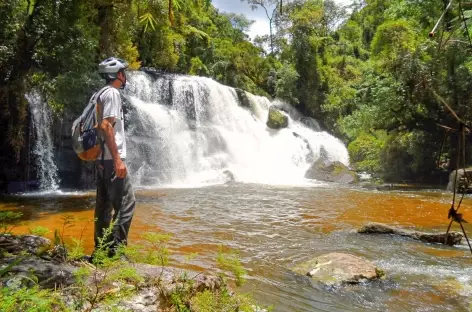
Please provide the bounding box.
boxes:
[212,0,353,40]
[249,19,271,39]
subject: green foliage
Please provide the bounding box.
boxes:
[2,0,472,184]
[164,245,269,312]
[29,226,50,237]
[275,62,299,104]
[67,237,85,260]
[191,288,258,312]
[140,13,158,32]
[0,211,22,234]
[109,265,144,285]
[348,131,386,174]
[1,222,269,312]
[371,19,418,69]
[380,130,438,182]
[189,57,209,76]
[0,286,67,312]
[216,246,247,287]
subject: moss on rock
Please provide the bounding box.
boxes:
[267,107,288,129]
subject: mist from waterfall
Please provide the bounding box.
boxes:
[27,91,59,191]
[125,71,349,187]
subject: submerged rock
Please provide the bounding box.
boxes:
[293,252,384,286]
[358,222,463,246]
[304,158,358,184]
[266,106,288,129]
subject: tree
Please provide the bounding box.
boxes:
[242,0,281,54]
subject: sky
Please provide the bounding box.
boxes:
[212,0,353,39]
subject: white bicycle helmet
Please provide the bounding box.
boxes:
[98,57,129,80]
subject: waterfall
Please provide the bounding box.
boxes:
[125,71,349,187]
[27,91,59,191]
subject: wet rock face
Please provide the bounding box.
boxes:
[235,88,252,109]
[293,252,384,286]
[304,158,358,184]
[358,222,463,246]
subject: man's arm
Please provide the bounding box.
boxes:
[100,117,127,178]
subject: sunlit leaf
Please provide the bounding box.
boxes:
[139,12,157,32]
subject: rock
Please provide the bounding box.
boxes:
[114,287,159,312]
[266,107,288,129]
[304,158,358,184]
[7,180,39,193]
[300,116,321,132]
[319,146,329,161]
[0,234,228,311]
[0,235,76,289]
[94,274,223,312]
[293,132,315,163]
[130,263,223,297]
[193,274,223,293]
[0,256,76,288]
[223,169,235,182]
[235,88,252,109]
[293,252,383,286]
[358,222,463,246]
[447,168,472,193]
[0,234,51,255]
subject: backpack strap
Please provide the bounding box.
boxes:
[95,86,112,166]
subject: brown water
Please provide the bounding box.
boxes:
[2,184,472,312]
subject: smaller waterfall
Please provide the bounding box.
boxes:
[27,91,59,191]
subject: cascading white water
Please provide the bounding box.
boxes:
[27,91,59,191]
[125,71,349,187]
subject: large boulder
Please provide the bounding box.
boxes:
[293,253,384,286]
[358,222,463,246]
[266,107,288,129]
[447,168,472,193]
[304,158,358,184]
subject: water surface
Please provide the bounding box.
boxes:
[2,184,472,312]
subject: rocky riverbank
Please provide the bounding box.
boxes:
[0,233,263,311]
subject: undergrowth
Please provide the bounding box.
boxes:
[0,213,271,311]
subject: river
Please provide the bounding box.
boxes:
[2,183,471,312]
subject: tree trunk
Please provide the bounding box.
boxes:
[97,4,114,57]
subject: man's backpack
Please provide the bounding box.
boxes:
[71,86,110,161]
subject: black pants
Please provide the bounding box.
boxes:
[95,160,136,251]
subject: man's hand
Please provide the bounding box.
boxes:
[114,158,127,178]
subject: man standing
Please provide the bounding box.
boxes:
[94,57,136,258]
